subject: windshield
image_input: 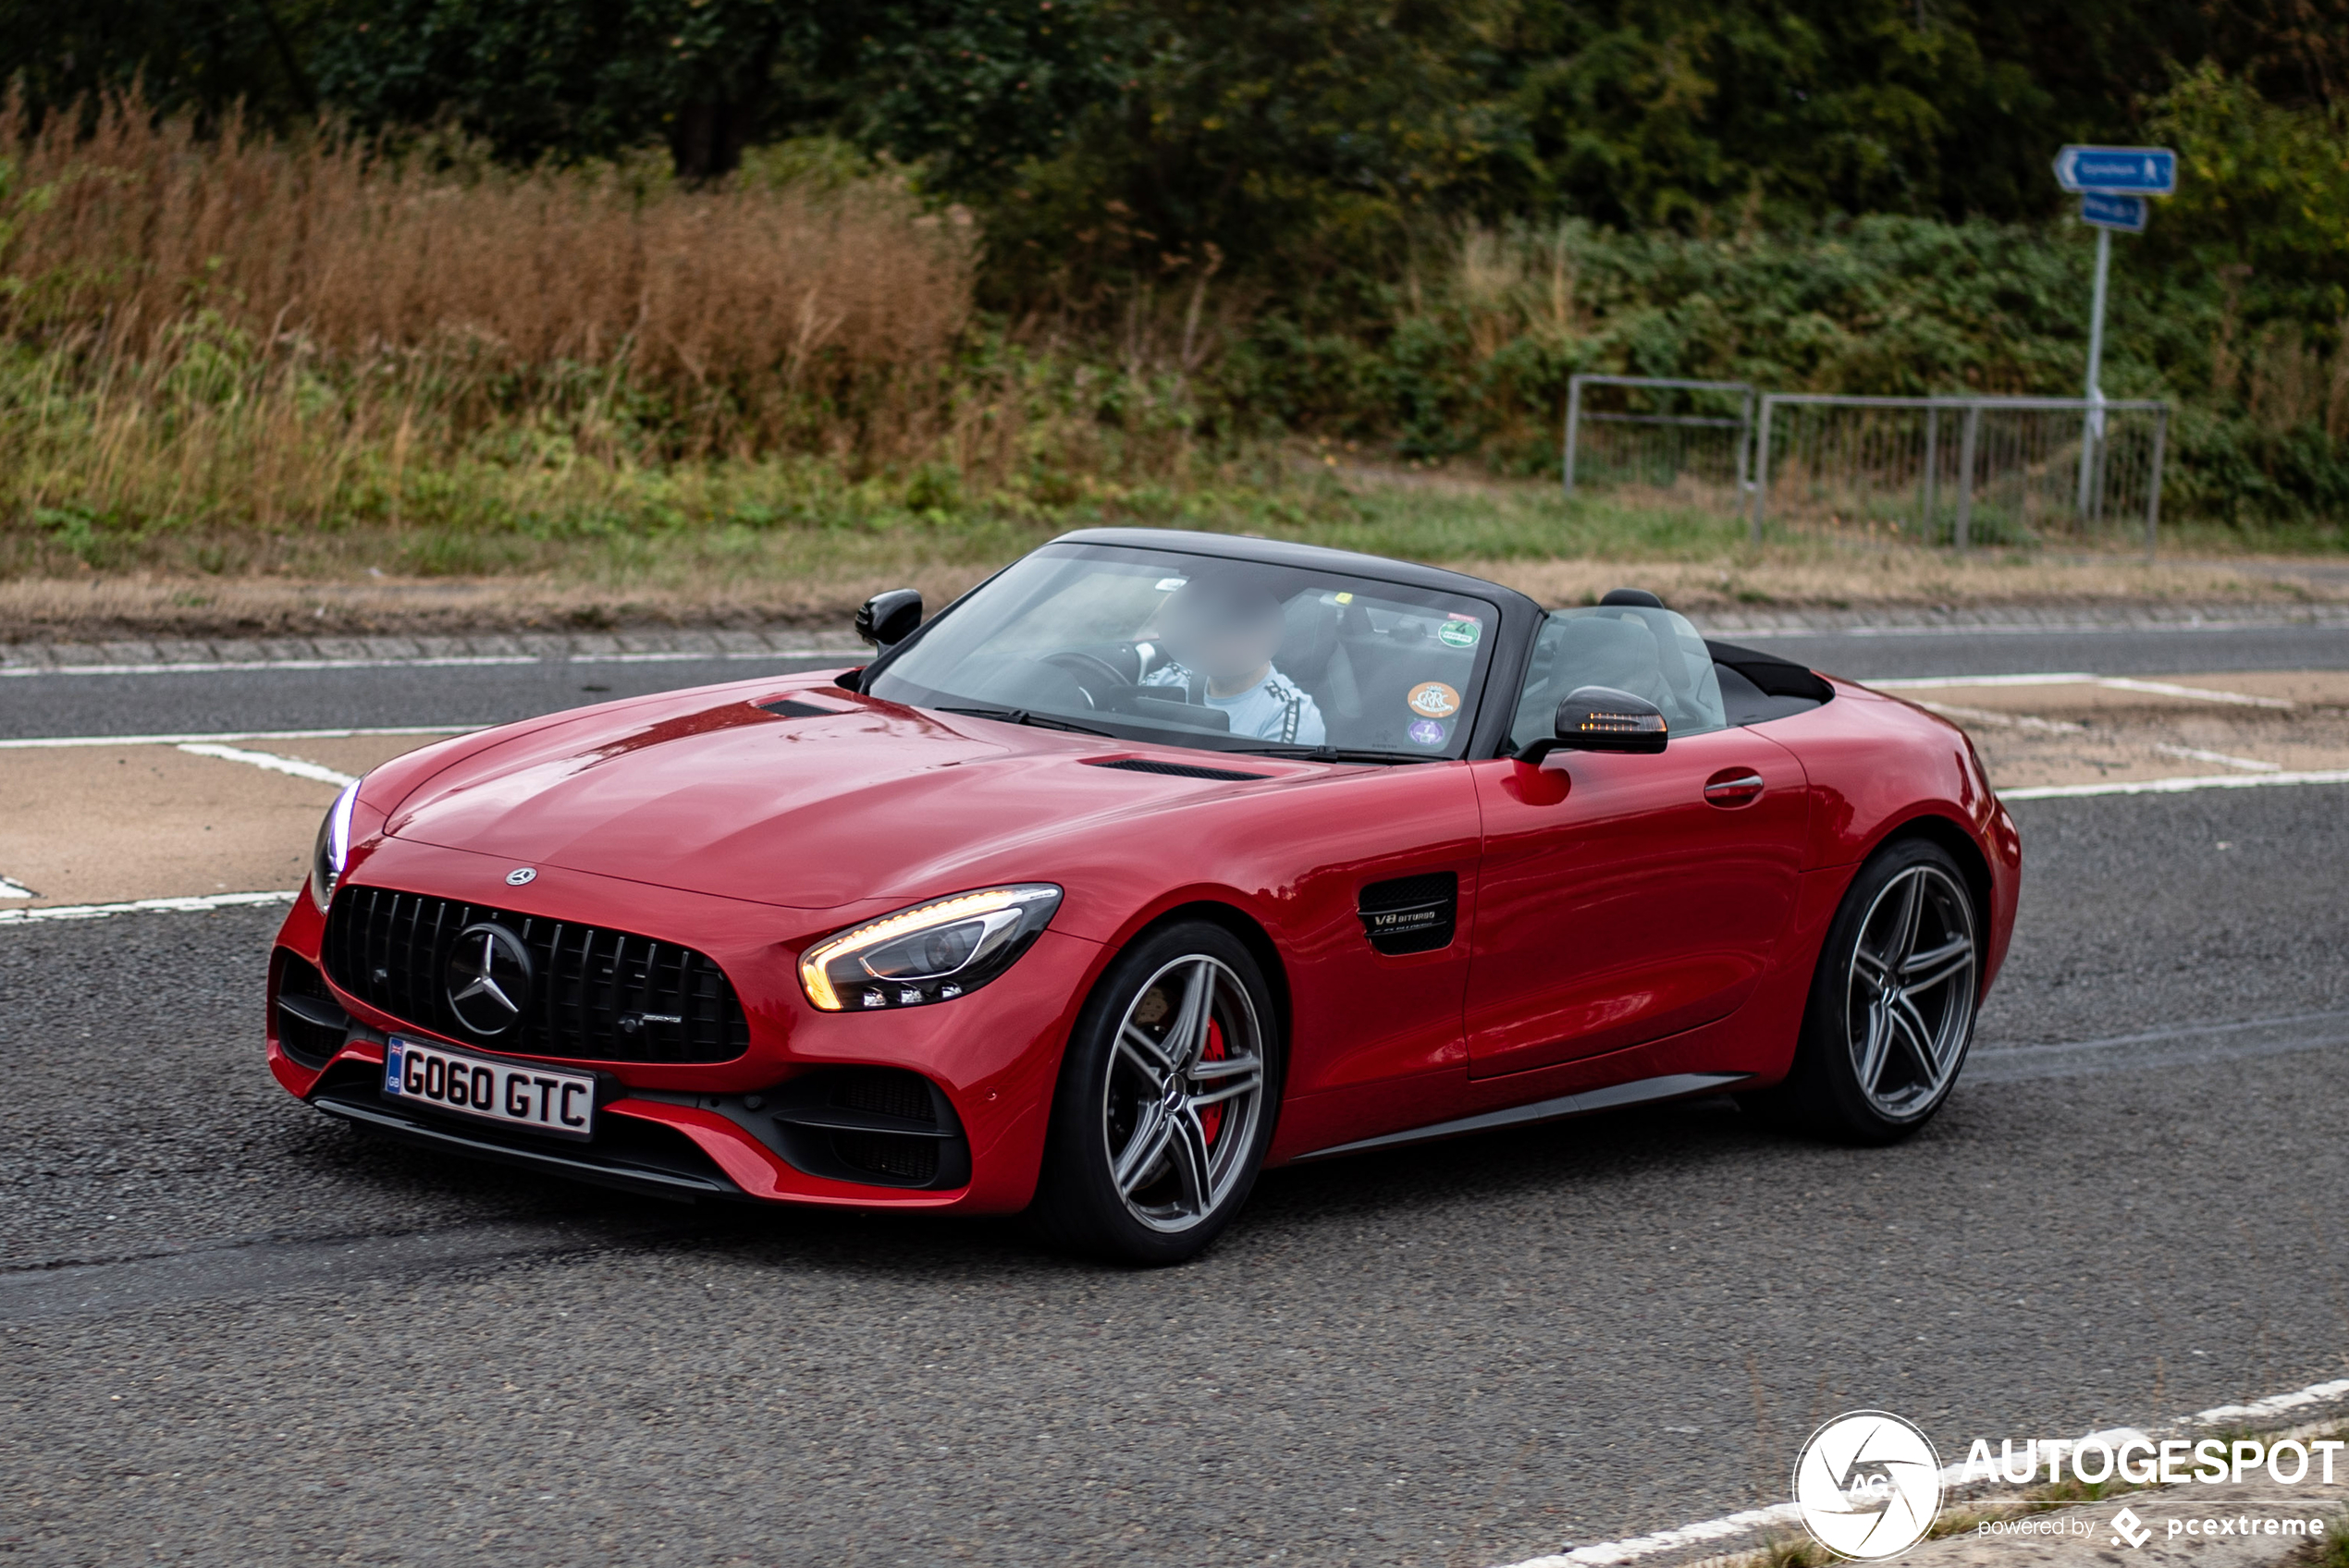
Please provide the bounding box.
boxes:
[866,542,1502,759]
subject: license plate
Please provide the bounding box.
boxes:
[383,1037,596,1141]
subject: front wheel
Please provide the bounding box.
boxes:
[1743,838,1982,1144]
[1028,923,1279,1265]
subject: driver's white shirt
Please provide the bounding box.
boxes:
[1142,663,1326,745]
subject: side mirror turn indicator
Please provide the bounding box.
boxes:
[1519,685,1669,764]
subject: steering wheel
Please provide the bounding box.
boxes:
[1044,651,1128,706]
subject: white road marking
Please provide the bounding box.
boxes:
[1734,616,2342,640]
[0,889,297,925]
[1865,672,2294,706]
[0,876,35,899]
[0,725,469,750]
[2002,768,2349,801]
[1490,1371,2349,1568]
[174,743,359,789]
[2193,1376,2349,1427]
[1499,1431,2152,1567]
[2097,676,2294,708]
[0,648,855,678]
[1916,701,2085,733]
[1866,672,2096,690]
[2152,742,2282,773]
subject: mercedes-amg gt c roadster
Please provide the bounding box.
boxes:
[267,528,2020,1262]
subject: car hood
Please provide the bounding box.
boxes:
[383,687,1302,909]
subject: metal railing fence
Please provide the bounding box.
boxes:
[1747,395,2170,555]
[1561,375,1754,501]
[1560,376,2174,556]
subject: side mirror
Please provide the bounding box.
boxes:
[855,588,923,650]
[1519,685,1668,763]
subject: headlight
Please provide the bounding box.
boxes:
[310,780,361,913]
[799,884,1062,1011]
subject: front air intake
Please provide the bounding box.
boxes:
[765,1067,971,1191]
[272,950,351,1069]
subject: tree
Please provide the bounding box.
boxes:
[0,0,325,128]
[312,0,846,178]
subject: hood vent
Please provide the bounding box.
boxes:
[1087,758,1268,782]
[757,698,839,718]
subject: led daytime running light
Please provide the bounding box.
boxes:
[312,779,361,912]
[800,886,1058,1011]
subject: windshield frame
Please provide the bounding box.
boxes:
[857,535,1536,763]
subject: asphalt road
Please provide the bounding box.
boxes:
[1727,619,2349,681]
[5,619,2346,741]
[6,767,2349,1562]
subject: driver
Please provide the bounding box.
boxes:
[1142,573,1326,745]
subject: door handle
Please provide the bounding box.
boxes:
[1703,768,1765,807]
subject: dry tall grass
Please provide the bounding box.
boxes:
[1,92,972,444]
[0,95,1241,562]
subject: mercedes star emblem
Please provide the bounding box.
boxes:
[506,867,537,886]
[445,923,534,1035]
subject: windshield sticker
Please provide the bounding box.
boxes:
[1154,577,1188,592]
[1408,718,1447,746]
[1436,616,1482,649]
[1332,591,1354,604]
[1407,681,1461,719]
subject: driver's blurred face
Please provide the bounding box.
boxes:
[1164,584,1284,683]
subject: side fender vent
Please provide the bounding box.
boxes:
[1358,872,1458,955]
[1086,758,1269,782]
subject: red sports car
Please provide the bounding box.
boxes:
[267,529,2020,1263]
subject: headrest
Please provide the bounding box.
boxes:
[1552,616,1664,696]
[1277,594,1341,678]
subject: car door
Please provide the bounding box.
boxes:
[1463,608,1810,1079]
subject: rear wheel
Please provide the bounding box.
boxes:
[1028,922,1278,1265]
[1742,838,1981,1143]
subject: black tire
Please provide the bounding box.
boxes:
[1740,837,1982,1145]
[1027,921,1281,1266]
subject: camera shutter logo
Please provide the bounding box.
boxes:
[1793,1411,1943,1561]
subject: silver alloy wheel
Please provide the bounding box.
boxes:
[1845,864,1979,1119]
[1101,954,1268,1233]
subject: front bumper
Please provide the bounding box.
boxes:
[267,839,1106,1213]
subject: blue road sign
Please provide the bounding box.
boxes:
[2079,191,2147,232]
[2053,145,2176,196]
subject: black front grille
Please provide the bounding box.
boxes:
[1087,758,1267,781]
[323,886,751,1064]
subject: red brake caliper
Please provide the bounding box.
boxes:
[1197,1019,1227,1145]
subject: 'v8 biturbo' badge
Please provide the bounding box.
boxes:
[1407,681,1460,718]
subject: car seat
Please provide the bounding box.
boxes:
[1276,595,1363,723]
